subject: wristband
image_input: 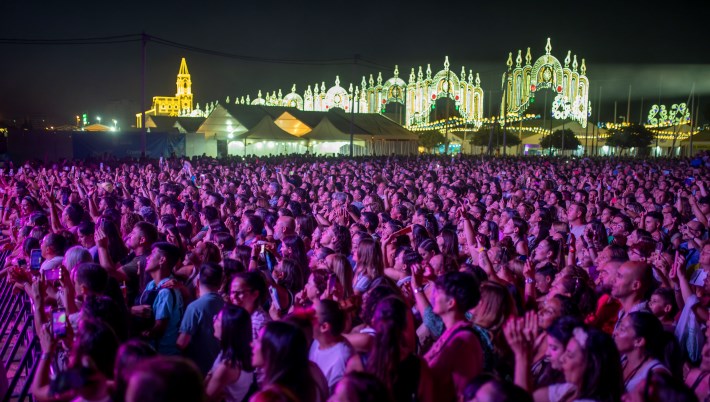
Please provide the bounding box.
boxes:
[525,278,535,284]
[413,287,424,295]
[40,353,52,361]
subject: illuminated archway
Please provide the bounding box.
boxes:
[502,38,590,127]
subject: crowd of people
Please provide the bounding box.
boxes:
[1,152,710,402]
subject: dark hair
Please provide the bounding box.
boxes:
[199,262,223,289]
[244,214,264,236]
[233,271,268,306]
[77,220,95,237]
[152,242,182,270]
[134,221,159,245]
[367,296,408,392]
[259,321,316,402]
[574,327,624,402]
[438,228,459,258]
[281,235,308,277]
[75,262,109,294]
[81,294,129,342]
[212,231,236,252]
[43,232,67,256]
[338,372,393,402]
[627,311,683,379]
[72,317,120,379]
[651,287,679,318]
[434,271,481,313]
[278,258,306,293]
[113,340,156,402]
[462,374,533,402]
[551,294,582,320]
[219,304,254,371]
[22,236,40,257]
[361,285,399,326]
[127,356,205,402]
[318,299,345,336]
[64,203,84,225]
[545,316,583,344]
[202,206,219,222]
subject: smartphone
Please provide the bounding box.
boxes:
[51,308,68,338]
[327,274,337,294]
[99,163,104,171]
[269,286,281,310]
[662,170,670,176]
[275,168,281,173]
[685,177,695,186]
[44,268,62,282]
[29,249,42,271]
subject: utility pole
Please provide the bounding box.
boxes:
[502,71,508,156]
[349,54,358,157]
[141,32,147,156]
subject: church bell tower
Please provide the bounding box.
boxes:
[176,58,193,115]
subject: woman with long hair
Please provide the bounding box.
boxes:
[533,326,624,402]
[281,235,309,286]
[470,281,517,377]
[251,321,326,402]
[353,238,384,295]
[613,311,682,393]
[363,296,434,402]
[205,304,255,402]
[436,228,459,261]
[326,253,355,302]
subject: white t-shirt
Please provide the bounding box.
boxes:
[308,339,353,391]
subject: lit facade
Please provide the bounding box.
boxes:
[136,58,195,128]
[231,57,485,130]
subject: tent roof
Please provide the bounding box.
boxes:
[302,116,354,141]
[176,117,206,133]
[237,116,300,141]
[147,116,179,131]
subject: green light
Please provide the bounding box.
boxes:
[530,97,535,104]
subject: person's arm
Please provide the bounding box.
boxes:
[205,362,239,402]
[688,195,708,227]
[95,227,128,281]
[523,260,537,307]
[143,289,173,339]
[503,316,534,392]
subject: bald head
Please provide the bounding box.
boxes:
[611,261,653,301]
[274,216,296,240]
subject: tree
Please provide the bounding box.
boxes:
[540,129,581,153]
[606,124,655,155]
[470,125,521,154]
[419,130,446,153]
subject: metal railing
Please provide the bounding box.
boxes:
[0,249,40,402]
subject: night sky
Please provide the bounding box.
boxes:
[1,0,709,127]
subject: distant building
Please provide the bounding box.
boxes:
[136,58,194,127]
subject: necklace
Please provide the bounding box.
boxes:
[623,356,649,386]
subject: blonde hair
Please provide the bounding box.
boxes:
[328,254,354,300]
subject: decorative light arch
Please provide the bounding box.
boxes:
[502,38,591,127]
[282,84,304,109]
[325,76,351,111]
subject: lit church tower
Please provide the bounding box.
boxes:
[176,58,193,115]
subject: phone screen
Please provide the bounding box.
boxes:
[52,309,68,338]
[30,249,42,270]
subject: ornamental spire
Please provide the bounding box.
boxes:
[564,51,571,68]
[572,55,578,71]
[506,52,513,71]
[257,90,262,98]
[545,38,552,55]
[377,72,382,86]
[581,59,586,75]
[461,66,466,81]
[320,82,325,93]
[444,56,450,70]
[393,65,399,78]
[369,74,374,87]
[468,70,473,84]
[525,47,532,65]
[417,66,423,81]
[516,50,522,68]
[291,84,296,93]
[475,73,480,87]
[426,64,431,79]
[409,68,415,84]
[361,76,367,89]
[335,75,340,87]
